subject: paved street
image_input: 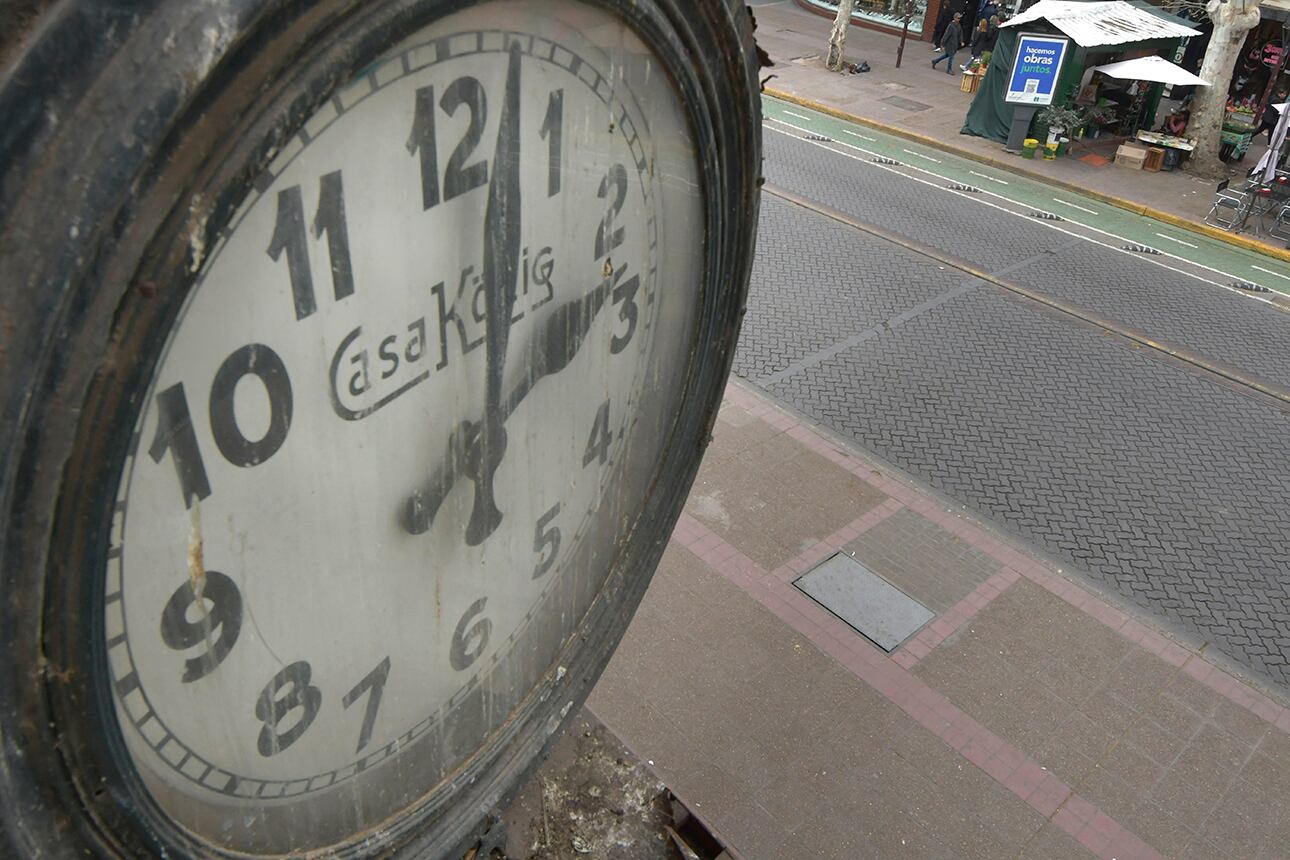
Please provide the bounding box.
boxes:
[737,103,1290,691]
[748,0,1290,258]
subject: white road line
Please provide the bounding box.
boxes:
[969,170,1009,185]
[766,117,880,157]
[762,125,1273,303]
[783,110,812,121]
[1051,197,1099,216]
[763,123,1283,303]
[903,148,942,163]
[1252,265,1290,282]
[844,129,877,142]
[1154,232,1198,249]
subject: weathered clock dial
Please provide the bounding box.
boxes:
[0,0,761,856]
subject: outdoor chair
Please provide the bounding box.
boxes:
[1247,175,1290,238]
[1261,199,1290,242]
[1204,179,1256,231]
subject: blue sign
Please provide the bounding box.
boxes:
[1005,34,1070,105]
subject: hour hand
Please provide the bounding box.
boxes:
[402,420,472,536]
[403,266,617,538]
[401,417,507,545]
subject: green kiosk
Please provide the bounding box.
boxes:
[964,0,1200,151]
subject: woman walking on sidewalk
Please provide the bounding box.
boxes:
[932,13,963,75]
[968,19,989,62]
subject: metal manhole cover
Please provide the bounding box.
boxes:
[794,553,934,651]
[879,95,932,112]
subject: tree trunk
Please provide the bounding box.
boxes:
[1186,0,1261,179]
[827,0,857,71]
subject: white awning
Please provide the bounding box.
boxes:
[1091,55,1210,85]
[1001,1,1201,46]
[1261,0,1290,22]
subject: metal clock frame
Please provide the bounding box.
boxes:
[0,0,761,856]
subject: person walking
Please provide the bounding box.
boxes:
[967,18,990,65]
[931,3,954,51]
[932,0,967,52]
[1258,88,1288,144]
[932,12,964,74]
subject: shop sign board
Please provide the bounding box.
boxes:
[1005,34,1071,105]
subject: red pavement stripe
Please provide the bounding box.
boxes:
[724,380,1290,736]
[893,566,1021,670]
[667,523,1163,860]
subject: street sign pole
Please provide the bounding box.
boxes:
[1005,106,1040,152]
[896,0,913,69]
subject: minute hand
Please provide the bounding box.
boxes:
[507,261,622,413]
[461,40,524,546]
[401,268,616,537]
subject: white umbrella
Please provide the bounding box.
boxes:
[1255,102,1289,183]
[1090,55,1210,87]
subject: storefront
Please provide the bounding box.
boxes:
[1222,2,1289,159]
[794,0,935,38]
[1232,7,1288,106]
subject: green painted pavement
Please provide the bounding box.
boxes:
[763,95,1290,297]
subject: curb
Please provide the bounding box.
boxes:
[764,87,1290,267]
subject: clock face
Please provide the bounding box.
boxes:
[101,1,702,852]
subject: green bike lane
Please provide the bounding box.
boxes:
[762,94,1290,300]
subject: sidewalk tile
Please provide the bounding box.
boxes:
[1075,768,1195,858]
[842,507,1002,613]
[589,382,1290,860]
[1021,823,1097,858]
[1026,776,1071,817]
[1195,791,1268,857]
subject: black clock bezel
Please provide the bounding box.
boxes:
[0,0,761,857]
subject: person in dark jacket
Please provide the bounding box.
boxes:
[932,13,964,74]
[932,0,968,50]
[969,18,990,61]
[931,4,954,50]
[975,0,999,30]
[1259,88,1288,143]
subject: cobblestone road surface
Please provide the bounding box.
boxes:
[762,128,1290,390]
[740,138,1290,690]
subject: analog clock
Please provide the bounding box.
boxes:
[0,0,760,857]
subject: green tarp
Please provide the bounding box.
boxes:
[961,28,1020,142]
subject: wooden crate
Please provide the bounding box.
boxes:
[1143,147,1165,172]
[959,72,980,94]
[1115,144,1147,169]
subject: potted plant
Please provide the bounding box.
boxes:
[1087,105,1118,139]
[1037,104,1086,146]
[979,49,992,71]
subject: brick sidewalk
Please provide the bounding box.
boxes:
[587,382,1290,859]
[749,0,1284,253]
